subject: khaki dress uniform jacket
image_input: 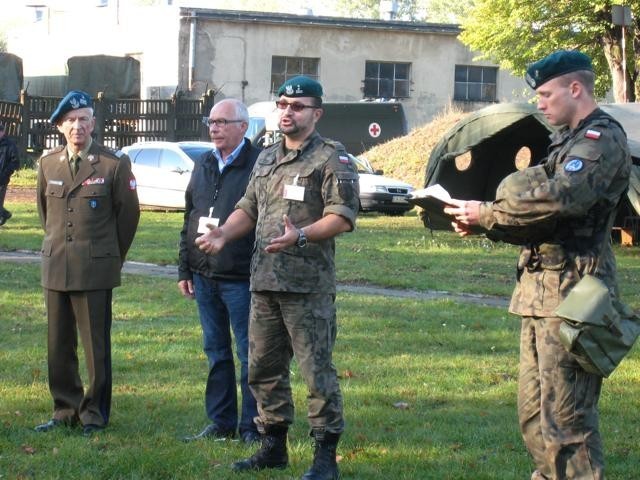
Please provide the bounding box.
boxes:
[37,142,140,427]
[477,109,631,480]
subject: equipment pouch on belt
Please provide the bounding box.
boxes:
[555,274,640,377]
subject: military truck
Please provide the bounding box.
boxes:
[247,101,407,155]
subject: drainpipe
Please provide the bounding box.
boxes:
[189,11,197,91]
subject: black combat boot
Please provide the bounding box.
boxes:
[301,431,341,480]
[231,425,288,472]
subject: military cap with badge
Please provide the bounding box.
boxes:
[525,50,593,90]
[277,75,323,99]
[49,90,93,125]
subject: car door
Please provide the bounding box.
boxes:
[157,148,193,208]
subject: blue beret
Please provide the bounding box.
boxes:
[277,75,323,98]
[525,50,593,89]
[49,90,93,124]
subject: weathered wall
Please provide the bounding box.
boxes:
[179,11,526,129]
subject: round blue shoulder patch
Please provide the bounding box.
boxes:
[564,158,584,172]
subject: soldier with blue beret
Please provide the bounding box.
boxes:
[196,75,359,479]
[444,50,631,479]
[49,90,93,125]
[34,91,140,437]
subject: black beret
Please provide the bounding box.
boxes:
[277,75,323,98]
[525,50,593,89]
[49,90,93,124]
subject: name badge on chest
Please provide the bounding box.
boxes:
[197,207,220,234]
[198,216,219,234]
[283,174,305,202]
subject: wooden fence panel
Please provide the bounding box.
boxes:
[0,90,215,158]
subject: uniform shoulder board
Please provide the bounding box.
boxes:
[41,145,64,157]
[102,146,125,158]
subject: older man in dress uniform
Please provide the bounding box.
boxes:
[34,90,140,436]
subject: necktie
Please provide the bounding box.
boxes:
[71,155,81,177]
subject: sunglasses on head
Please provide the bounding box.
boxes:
[275,100,318,112]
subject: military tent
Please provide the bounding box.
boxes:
[67,55,141,99]
[421,102,640,243]
[0,53,23,102]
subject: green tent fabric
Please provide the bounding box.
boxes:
[421,103,552,230]
[421,102,640,235]
[0,53,23,102]
[67,55,141,99]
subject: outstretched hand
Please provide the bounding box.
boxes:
[195,225,226,255]
[265,214,299,253]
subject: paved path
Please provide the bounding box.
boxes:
[0,250,509,308]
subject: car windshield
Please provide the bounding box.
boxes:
[179,145,213,162]
[349,154,375,174]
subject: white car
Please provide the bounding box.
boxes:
[121,141,212,209]
[350,154,415,215]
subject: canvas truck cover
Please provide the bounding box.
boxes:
[0,53,24,102]
[421,102,640,233]
[67,55,141,99]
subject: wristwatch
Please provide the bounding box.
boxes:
[296,228,308,248]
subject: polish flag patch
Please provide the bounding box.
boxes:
[585,129,601,140]
[339,155,350,164]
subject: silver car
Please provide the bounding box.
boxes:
[122,141,212,209]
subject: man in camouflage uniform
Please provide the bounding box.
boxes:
[196,76,359,480]
[444,50,631,479]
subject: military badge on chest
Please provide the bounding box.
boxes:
[89,199,99,209]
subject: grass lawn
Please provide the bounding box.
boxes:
[1,196,639,479]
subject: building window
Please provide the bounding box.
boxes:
[363,61,411,99]
[271,56,320,93]
[454,65,497,102]
[33,7,45,22]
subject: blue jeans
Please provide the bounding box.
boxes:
[192,274,257,435]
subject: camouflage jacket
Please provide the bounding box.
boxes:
[477,108,631,317]
[236,131,359,293]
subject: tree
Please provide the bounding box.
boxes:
[459,0,640,102]
[334,0,474,21]
[424,0,474,23]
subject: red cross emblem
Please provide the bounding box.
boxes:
[368,122,381,138]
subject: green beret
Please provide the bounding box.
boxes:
[277,75,323,98]
[49,90,93,124]
[525,50,593,89]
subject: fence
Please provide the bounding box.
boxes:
[0,90,215,162]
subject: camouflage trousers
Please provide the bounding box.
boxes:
[518,316,604,480]
[248,291,344,434]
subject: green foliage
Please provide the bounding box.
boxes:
[333,0,474,22]
[459,0,640,99]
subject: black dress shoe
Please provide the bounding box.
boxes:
[182,424,235,442]
[0,211,11,226]
[34,418,71,432]
[241,430,261,444]
[82,424,105,437]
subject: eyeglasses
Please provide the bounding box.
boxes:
[275,100,318,112]
[202,118,244,127]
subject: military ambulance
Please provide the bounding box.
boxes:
[247,101,407,155]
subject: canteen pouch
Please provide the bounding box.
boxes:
[555,274,640,377]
